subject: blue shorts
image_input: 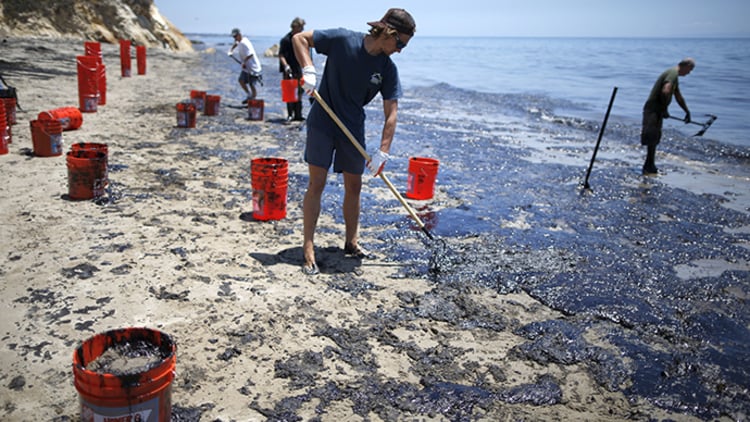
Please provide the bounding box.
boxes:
[305,125,366,174]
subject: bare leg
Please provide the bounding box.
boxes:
[303,164,328,267]
[342,171,363,249]
[239,79,249,97]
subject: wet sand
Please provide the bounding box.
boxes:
[0,36,729,421]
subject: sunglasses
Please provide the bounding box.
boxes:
[393,32,407,49]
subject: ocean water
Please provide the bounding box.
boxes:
[192,34,750,147]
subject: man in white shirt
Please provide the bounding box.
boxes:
[228,28,262,103]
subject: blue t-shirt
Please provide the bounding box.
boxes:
[308,28,401,143]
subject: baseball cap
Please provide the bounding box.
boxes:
[231,28,240,37]
[367,8,416,36]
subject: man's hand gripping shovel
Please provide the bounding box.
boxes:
[311,89,437,241]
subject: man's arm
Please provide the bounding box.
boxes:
[293,31,315,68]
[674,86,690,122]
[674,86,688,112]
[294,31,317,92]
[379,99,398,153]
[661,81,674,107]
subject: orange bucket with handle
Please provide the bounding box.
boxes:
[72,327,176,422]
[251,157,288,220]
[38,107,84,131]
[405,157,440,200]
[30,119,64,157]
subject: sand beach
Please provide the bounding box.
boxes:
[0,35,745,421]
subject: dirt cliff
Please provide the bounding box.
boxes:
[0,0,192,51]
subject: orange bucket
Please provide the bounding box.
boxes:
[97,63,107,106]
[0,99,10,148]
[136,45,147,75]
[1,97,17,125]
[66,149,107,200]
[38,107,83,131]
[72,327,176,422]
[251,157,288,220]
[204,95,221,116]
[281,79,300,103]
[406,157,440,200]
[77,55,99,112]
[84,41,102,64]
[176,101,196,128]
[190,90,206,111]
[68,142,108,199]
[83,42,105,105]
[30,119,64,157]
[72,142,109,185]
[247,99,264,121]
[0,108,7,155]
[119,39,131,77]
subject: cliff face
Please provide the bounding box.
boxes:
[0,0,193,51]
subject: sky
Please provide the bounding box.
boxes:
[153,0,750,38]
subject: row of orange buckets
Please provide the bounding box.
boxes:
[245,156,440,222]
[186,89,264,123]
[188,90,221,116]
[77,40,147,113]
[68,40,171,422]
[119,39,147,77]
[176,90,231,128]
[176,90,221,128]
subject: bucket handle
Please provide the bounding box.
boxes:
[76,59,99,72]
[414,160,437,177]
[40,125,62,137]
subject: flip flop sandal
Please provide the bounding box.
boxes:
[302,262,320,275]
[343,243,373,259]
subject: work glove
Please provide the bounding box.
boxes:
[302,65,316,94]
[366,150,390,177]
[283,64,292,77]
[684,111,691,123]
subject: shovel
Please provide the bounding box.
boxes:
[312,90,436,240]
[668,114,717,137]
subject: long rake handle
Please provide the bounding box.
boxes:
[312,90,434,239]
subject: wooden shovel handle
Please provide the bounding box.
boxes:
[312,90,433,238]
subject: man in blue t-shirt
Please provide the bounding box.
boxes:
[292,8,416,275]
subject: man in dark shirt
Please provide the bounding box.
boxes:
[278,17,306,121]
[640,58,695,175]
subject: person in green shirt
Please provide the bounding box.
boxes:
[640,58,695,175]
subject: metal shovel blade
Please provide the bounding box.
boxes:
[693,114,717,137]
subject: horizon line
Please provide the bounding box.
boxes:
[183,32,750,40]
